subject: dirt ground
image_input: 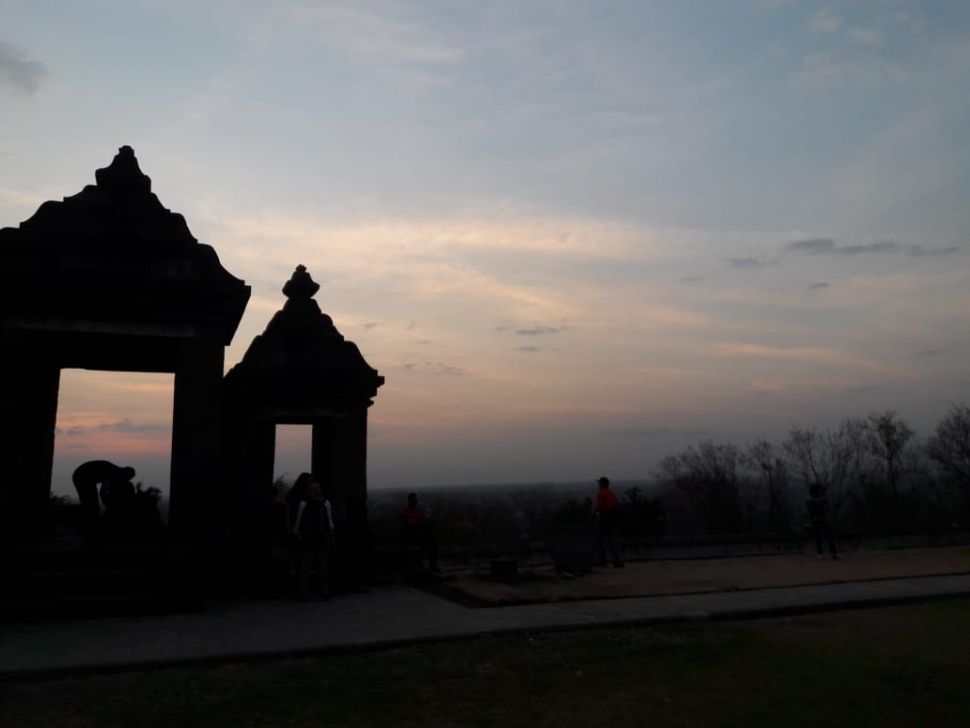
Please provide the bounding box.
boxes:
[446,545,970,605]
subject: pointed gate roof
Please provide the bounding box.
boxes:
[0,146,250,344]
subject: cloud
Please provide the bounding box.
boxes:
[359,322,379,330]
[712,342,897,374]
[517,346,540,353]
[680,276,703,283]
[726,257,773,269]
[795,51,909,88]
[202,210,655,337]
[909,244,961,257]
[58,418,166,437]
[807,282,829,290]
[514,325,565,336]
[398,361,467,376]
[810,8,843,33]
[786,237,901,256]
[104,418,165,435]
[0,42,45,94]
[787,238,837,254]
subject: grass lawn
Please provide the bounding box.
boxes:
[4,599,970,727]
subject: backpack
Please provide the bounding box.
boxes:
[297,500,331,542]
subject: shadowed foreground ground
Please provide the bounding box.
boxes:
[3,599,970,728]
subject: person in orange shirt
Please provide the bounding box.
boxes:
[401,492,439,573]
[593,476,624,567]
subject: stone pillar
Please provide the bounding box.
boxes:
[329,406,368,526]
[246,418,277,537]
[169,339,225,541]
[329,405,370,588]
[0,342,60,544]
[311,418,338,499]
[249,419,277,501]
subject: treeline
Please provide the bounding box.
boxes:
[655,405,970,538]
[365,404,970,549]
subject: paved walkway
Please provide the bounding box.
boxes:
[4,571,970,678]
[450,546,970,604]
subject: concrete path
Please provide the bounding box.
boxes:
[4,572,970,678]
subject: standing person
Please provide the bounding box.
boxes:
[401,492,439,573]
[593,476,624,567]
[293,479,334,600]
[285,473,313,577]
[286,473,313,529]
[806,483,838,560]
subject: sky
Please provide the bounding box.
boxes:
[1,0,969,493]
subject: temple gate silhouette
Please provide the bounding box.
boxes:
[223,264,384,540]
[0,147,382,560]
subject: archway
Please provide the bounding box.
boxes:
[0,147,250,544]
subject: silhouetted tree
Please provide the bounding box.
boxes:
[623,486,667,540]
[865,411,916,531]
[744,439,789,531]
[782,419,868,523]
[927,404,970,492]
[657,441,745,534]
[924,404,970,525]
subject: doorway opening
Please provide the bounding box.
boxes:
[52,369,174,518]
[274,424,313,492]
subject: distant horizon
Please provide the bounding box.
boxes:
[50,475,662,505]
[48,372,968,500]
[49,396,960,502]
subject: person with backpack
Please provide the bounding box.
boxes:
[293,478,335,600]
